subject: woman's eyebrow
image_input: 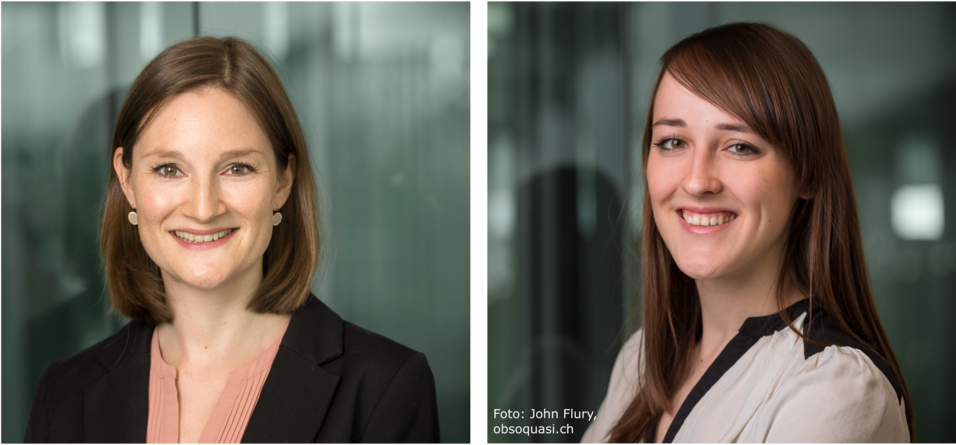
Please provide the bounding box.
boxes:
[653,118,753,134]
[142,148,265,160]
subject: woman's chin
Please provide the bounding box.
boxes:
[164,268,231,290]
[672,256,726,281]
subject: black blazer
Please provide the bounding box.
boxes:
[24,295,440,443]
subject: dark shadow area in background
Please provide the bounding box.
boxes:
[489,3,630,442]
[521,166,624,441]
[20,88,127,442]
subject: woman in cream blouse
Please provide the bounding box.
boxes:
[583,23,911,443]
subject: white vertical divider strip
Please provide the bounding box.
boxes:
[470,0,489,443]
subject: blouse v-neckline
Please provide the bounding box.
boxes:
[659,299,811,443]
[146,323,288,443]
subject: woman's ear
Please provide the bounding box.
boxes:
[799,188,813,200]
[113,147,137,209]
[274,154,296,209]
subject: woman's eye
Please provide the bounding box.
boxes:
[227,164,253,175]
[656,138,687,150]
[158,165,181,177]
[728,142,758,155]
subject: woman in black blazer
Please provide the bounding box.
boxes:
[25,295,438,442]
[24,36,439,443]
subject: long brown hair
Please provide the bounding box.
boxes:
[101,36,321,325]
[609,23,914,442]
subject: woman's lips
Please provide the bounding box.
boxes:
[169,228,238,250]
[674,210,740,235]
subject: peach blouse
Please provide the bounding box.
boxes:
[146,325,287,443]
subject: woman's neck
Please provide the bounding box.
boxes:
[155,306,290,371]
[697,260,806,361]
[156,314,290,374]
[156,262,290,370]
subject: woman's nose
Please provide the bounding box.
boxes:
[186,175,224,222]
[682,149,722,196]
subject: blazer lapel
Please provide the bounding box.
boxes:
[76,296,342,443]
[83,322,153,443]
[242,296,345,443]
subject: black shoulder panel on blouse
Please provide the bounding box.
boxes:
[799,304,903,404]
[661,299,903,443]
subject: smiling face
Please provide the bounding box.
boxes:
[114,87,294,293]
[647,72,807,283]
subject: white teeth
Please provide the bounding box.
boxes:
[682,211,736,227]
[175,229,232,244]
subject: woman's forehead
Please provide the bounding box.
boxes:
[136,89,272,159]
[653,74,751,132]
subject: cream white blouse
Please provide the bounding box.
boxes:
[581,299,909,443]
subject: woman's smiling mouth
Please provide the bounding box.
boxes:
[677,209,737,233]
[170,228,238,248]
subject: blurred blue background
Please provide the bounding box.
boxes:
[2,2,469,442]
[488,2,956,442]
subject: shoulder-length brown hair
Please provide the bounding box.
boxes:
[101,36,321,325]
[609,23,914,442]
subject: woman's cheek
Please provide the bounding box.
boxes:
[646,170,676,219]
